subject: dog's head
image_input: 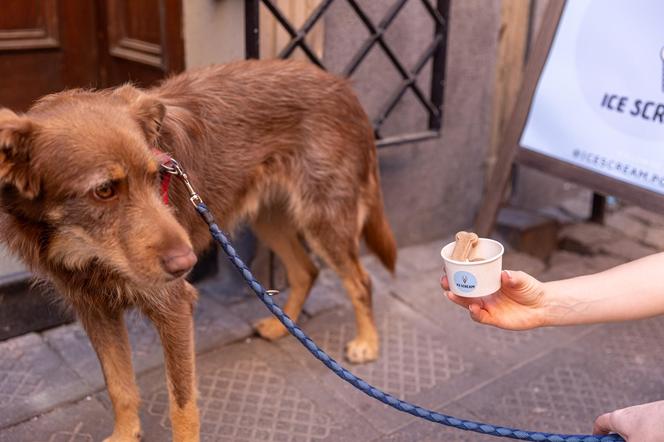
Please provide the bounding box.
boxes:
[0,85,196,287]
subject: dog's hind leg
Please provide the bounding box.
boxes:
[304,219,379,364]
[251,208,319,341]
[144,282,200,442]
[79,308,142,442]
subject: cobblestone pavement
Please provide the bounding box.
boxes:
[1,203,664,441]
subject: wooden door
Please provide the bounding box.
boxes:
[0,0,184,112]
[0,0,186,340]
[0,0,98,111]
[98,0,184,88]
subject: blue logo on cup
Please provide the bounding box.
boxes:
[453,271,477,293]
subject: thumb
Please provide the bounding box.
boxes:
[501,270,522,289]
[502,270,540,293]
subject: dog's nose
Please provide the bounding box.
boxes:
[161,246,197,278]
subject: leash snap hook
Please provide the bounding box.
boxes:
[160,158,205,208]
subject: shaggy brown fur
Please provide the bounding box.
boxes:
[0,59,396,441]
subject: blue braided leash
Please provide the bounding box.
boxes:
[195,202,623,442]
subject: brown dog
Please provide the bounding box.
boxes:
[0,59,396,441]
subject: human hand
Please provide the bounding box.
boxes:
[593,400,664,441]
[440,270,547,330]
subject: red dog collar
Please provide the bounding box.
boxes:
[152,149,174,205]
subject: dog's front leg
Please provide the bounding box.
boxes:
[144,282,200,442]
[78,307,142,442]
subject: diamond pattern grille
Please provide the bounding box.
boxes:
[246,0,449,146]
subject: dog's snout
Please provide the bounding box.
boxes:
[160,245,197,278]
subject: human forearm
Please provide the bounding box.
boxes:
[540,252,664,326]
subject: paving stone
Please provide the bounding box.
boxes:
[452,339,664,436]
[380,403,497,441]
[44,295,252,390]
[361,253,398,298]
[0,333,88,429]
[547,250,588,268]
[538,263,590,281]
[585,254,627,271]
[273,296,524,435]
[0,397,112,442]
[537,205,581,225]
[502,251,546,278]
[393,239,449,276]
[557,195,592,220]
[496,207,559,261]
[572,317,664,387]
[0,245,24,276]
[540,252,625,281]
[597,237,657,261]
[643,225,664,250]
[605,210,648,240]
[302,268,351,317]
[129,339,380,442]
[197,277,251,306]
[228,289,290,328]
[622,206,664,227]
[558,222,621,255]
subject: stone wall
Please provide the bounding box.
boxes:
[320,0,501,245]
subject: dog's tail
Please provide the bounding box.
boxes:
[363,187,397,274]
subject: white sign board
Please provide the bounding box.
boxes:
[521,0,664,195]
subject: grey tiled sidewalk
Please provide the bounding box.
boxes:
[1,204,664,441]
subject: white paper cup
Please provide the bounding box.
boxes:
[440,238,504,297]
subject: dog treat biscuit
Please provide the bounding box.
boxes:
[451,231,479,261]
[468,244,484,262]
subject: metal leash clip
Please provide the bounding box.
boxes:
[161,158,204,207]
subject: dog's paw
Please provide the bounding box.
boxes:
[102,434,141,442]
[254,317,289,341]
[345,338,379,364]
[102,428,142,442]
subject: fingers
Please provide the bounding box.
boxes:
[501,270,514,287]
[442,271,493,324]
[501,269,531,289]
[593,412,613,435]
[446,291,473,308]
[446,293,494,325]
[593,409,627,438]
[440,274,450,290]
[468,303,495,325]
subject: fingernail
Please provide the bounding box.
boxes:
[504,270,512,279]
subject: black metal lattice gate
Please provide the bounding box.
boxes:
[245,0,450,147]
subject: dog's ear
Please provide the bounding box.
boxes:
[113,85,166,146]
[0,109,40,199]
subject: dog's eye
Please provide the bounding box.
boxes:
[93,182,117,200]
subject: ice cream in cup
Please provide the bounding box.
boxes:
[441,233,504,298]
